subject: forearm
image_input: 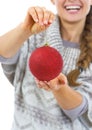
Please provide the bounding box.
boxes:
[0,23,32,58]
[52,85,83,110]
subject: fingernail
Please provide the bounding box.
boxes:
[44,20,48,24]
[58,79,65,85]
[35,19,38,22]
[49,20,53,23]
[39,81,43,85]
[61,80,65,84]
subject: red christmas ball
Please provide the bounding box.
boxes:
[29,46,63,81]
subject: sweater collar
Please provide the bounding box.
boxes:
[46,15,80,49]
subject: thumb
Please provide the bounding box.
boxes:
[31,23,49,35]
[57,73,68,85]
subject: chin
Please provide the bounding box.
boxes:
[64,17,84,23]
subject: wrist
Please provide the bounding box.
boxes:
[52,84,83,110]
[20,22,33,37]
[52,83,69,93]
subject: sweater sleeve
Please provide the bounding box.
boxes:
[73,75,92,128]
[0,36,36,85]
[62,96,88,121]
[0,50,20,64]
[0,50,20,84]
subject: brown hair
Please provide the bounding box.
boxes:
[67,6,92,87]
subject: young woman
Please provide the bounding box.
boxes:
[0,0,92,129]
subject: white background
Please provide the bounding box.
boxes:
[0,0,56,130]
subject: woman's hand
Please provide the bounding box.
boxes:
[35,74,83,110]
[22,6,55,35]
[35,73,68,91]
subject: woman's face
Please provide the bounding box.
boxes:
[51,0,92,23]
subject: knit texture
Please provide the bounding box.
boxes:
[2,16,92,130]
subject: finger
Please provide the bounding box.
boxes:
[34,6,44,25]
[58,78,65,85]
[42,8,52,25]
[28,7,39,23]
[35,78,51,91]
[47,77,64,90]
[48,12,55,24]
[58,73,68,84]
[43,86,51,91]
[35,78,40,87]
[47,78,58,90]
[42,7,55,25]
[44,81,52,91]
[39,81,51,91]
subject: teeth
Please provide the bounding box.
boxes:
[65,6,80,10]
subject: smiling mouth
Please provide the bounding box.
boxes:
[64,5,81,11]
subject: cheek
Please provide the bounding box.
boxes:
[84,0,92,9]
[55,0,63,11]
[79,0,91,16]
[54,0,63,6]
[85,4,91,15]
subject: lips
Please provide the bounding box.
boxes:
[64,5,82,12]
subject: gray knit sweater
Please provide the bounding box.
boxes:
[1,16,92,130]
